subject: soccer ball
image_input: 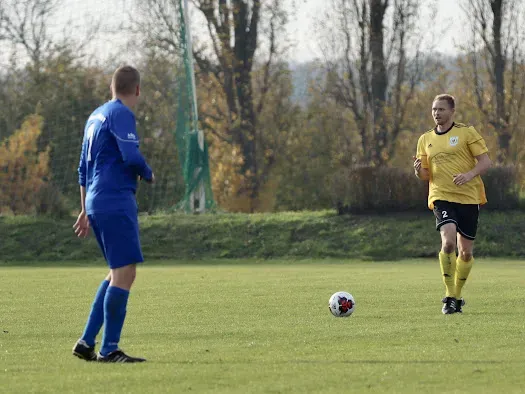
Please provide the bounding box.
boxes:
[328,291,355,317]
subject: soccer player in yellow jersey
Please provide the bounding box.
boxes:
[413,94,492,314]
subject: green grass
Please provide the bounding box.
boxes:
[1,259,525,393]
[1,210,525,262]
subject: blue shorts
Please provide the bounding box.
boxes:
[88,211,144,269]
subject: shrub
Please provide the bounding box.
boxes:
[332,165,523,214]
[35,183,70,217]
[0,115,52,215]
[482,165,521,210]
[331,166,428,214]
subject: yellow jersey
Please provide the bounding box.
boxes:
[416,122,489,209]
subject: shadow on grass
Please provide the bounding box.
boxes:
[1,257,520,268]
[0,258,411,268]
[160,359,522,365]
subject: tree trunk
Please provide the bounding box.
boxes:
[369,0,388,165]
[491,0,511,162]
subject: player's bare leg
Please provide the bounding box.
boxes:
[110,264,136,290]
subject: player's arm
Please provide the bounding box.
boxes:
[80,185,87,212]
[453,127,491,185]
[413,157,429,180]
[74,134,90,238]
[78,132,88,188]
[111,110,154,182]
[414,135,429,180]
[472,153,492,176]
[453,153,492,185]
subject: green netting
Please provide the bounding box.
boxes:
[174,0,215,212]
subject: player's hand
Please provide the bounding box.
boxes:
[413,156,422,173]
[140,173,155,184]
[145,173,155,184]
[453,172,474,186]
[73,211,90,238]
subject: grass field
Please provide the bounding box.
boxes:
[1,259,524,393]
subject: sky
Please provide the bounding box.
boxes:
[288,0,467,62]
[0,0,467,66]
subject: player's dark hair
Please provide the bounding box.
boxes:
[433,94,455,109]
[112,66,140,95]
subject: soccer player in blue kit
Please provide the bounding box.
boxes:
[72,66,154,363]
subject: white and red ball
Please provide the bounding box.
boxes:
[328,291,355,317]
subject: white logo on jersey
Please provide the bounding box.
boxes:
[127,133,136,140]
[449,136,459,146]
[88,113,106,123]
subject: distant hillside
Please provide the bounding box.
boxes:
[289,61,323,107]
[288,53,460,107]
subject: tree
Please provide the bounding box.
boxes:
[5,56,109,198]
[318,0,425,166]
[0,0,97,70]
[0,115,50,214]
[133,52,187,212]
[133,0,292,211]
[0,0,105,200]
[461,0,525,163]
[0,0,64,140]
[274,82,360,211]
[193,0,292,211]
[0,0,60,68]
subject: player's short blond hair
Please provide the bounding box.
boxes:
[433,94,455,109]
[111,66,140,96]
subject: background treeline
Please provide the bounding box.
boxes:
[1,0,524,216]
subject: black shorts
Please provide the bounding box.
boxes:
[433,200,480,240]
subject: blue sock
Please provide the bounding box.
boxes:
[100,286,130,356]
[80,279,110,347]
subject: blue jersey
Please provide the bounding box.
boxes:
[78,99,153,214]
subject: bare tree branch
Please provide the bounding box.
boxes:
[0,0,58,64]
[465,0,525,162]
[319,0,424,165]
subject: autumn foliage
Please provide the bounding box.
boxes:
[0,115,51,215]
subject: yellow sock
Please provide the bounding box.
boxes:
[439,251,457,298]
[455,257,474,298]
